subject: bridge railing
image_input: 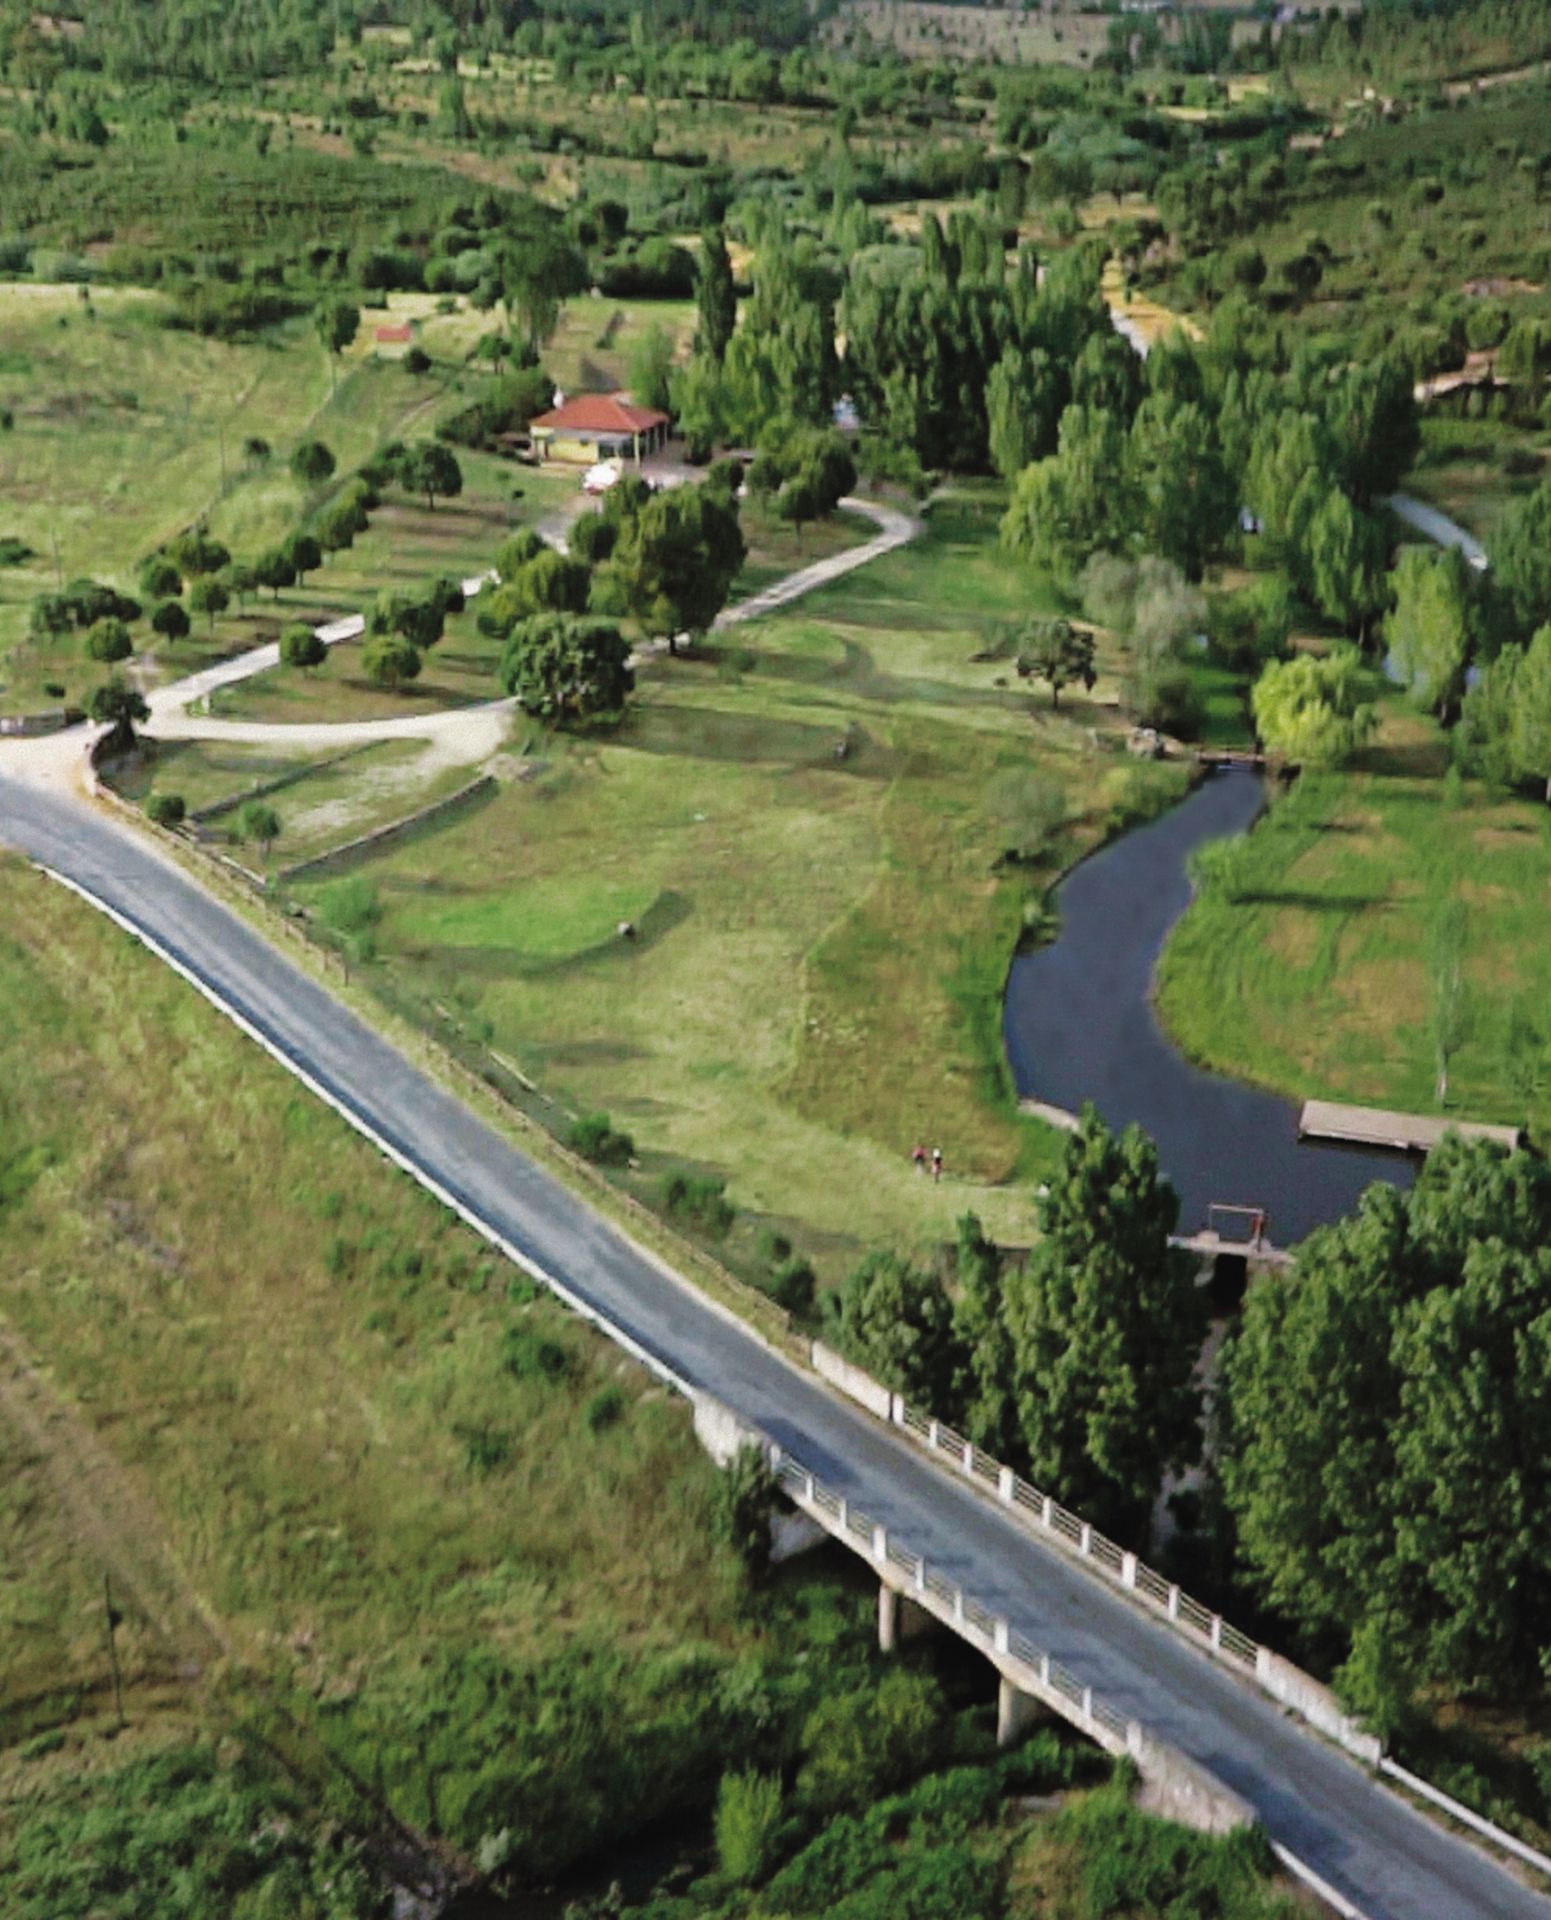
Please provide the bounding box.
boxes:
[809,1341,1381,1767]
[769,1445,1256,1838]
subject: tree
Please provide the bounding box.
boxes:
[708,1445,776,1588]
[1325,355,1419,506]
[1508,624,1551,802]
[314,300,360,390]
[84,616,133,663]
[150,599,190,642]
[282,532,322,584]
[361,632,422,690]
[823,1250,962,1413]
[1017,617,1097,710]
[628,323,675,414]
[1385,546,1472,719]
[1222,1139,1551,1692]
[1128,395,1235,582]
[188,576,230,631]
[1000,407,1134,586]
[371,586,451,653]
[236,800,280,860]
[252,550,296,601]
[280,623,326,672]
[290,439,336,486]
[87,674,149,753]
[604,480,745,653]
[986,345,1063,480]
[221,561,257,611]
[498,615,633,724]
[697,227,737,364]
[1002,1107,1201,1542]
[1489,480,1551,638]
[1251,648,1376,767]
[167,529,229,579]
[138,554,181,600]
[485,551,591,629]
[952,1213,1019,1457]
[316,496,364,554]
[1305,489,1388,641]
[399,442,462,511]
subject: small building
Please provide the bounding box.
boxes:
[529,393,670,466]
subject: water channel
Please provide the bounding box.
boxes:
[1002,766,1415,1246]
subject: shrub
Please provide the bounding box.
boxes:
[146,792,187,827]
[317,875,381,952]
[584,1385,626,1433]
[567,1111,634,1166]
[660,1170,734,1238]
[798,1668,946,1814]
[404,345,431,374]
[710,1444,776,1586]
[765,1256,816,1315]
[0,535,34,566]
[715,1768,784,1885]
[500,1324,571,1382]
[454,1422,514,1475]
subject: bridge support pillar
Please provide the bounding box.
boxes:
[878,1582,932,1653]
[997,1674,1045,1748]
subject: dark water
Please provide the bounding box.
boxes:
[1003,767,1414,1246]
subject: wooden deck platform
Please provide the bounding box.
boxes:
[1298,1099,1521,1154]
[1170,1232,1295,1269]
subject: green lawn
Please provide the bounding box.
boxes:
[289,491,1186,1265]
[1157,700,1551,1136]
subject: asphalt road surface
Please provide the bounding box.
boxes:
[1,775,1545,1920]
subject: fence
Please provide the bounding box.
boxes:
[810,1341,1380,1767]
[768,1442,1256,1838]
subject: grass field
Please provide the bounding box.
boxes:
[1156,699,1551,1136]
[285,490,1186,1264]
[0,851,776,1867]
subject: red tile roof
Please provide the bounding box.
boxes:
[530,393,669,434]
[374,323,413,342]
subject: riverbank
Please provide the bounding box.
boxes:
[1004,765,1413,1243]
[1155,701,1551,1149]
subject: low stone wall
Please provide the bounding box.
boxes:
[276,772,496,883]
[191,744,372,823]
[0,708,81,737]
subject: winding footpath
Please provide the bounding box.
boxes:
[0,492,1542,1920]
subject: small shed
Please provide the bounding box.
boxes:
[529,393,670,466]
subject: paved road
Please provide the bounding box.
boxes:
[0,779,1543,1920]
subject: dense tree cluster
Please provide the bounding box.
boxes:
[1222,1137,1551,1708]
[825,1110,1202,1543]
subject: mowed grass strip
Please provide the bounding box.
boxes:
[0,856,750,1784]
[1156,701,1551,1133]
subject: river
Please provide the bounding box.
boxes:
[1002,767,1414,1246]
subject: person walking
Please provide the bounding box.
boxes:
[911,1143,927,1174]
[931,1147,943,1183]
